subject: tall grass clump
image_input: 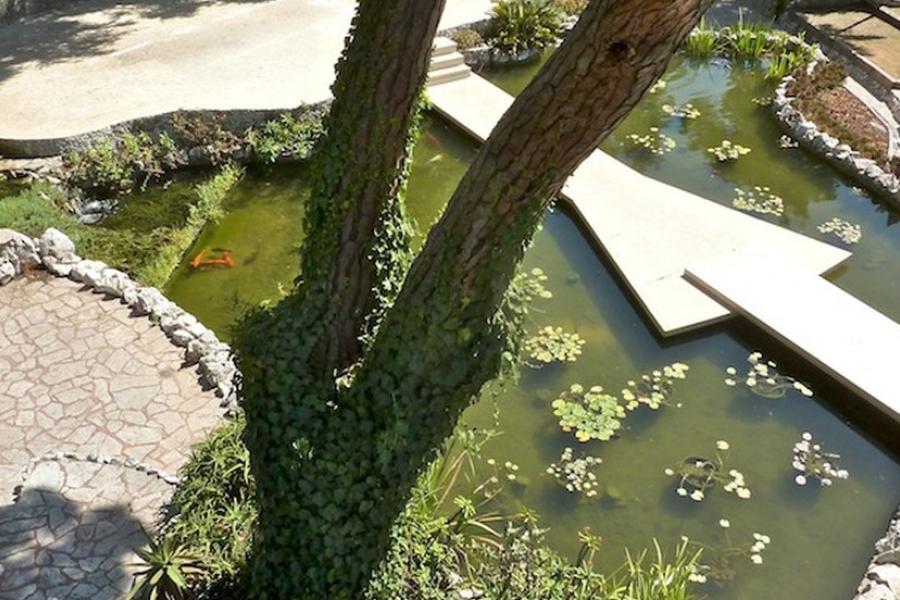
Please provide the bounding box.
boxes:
[684,18,719,57]
[136,163,243,287]
[484,0,565,55]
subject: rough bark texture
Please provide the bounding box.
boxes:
[302,0,446,375]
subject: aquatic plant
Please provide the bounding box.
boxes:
[662,103,701,120]
[792,432,849,487]
[546,447,601,497]
[514,267,553,304]
[707,140,751,162]
[683,19,719,57]
[523,325,585,366]
[484,0,565,55]
[724,351,814,398]
[817,217,862,245]
[649,79,667,94]
[751,96,773,107]
[622,362,690,411]
[690,526,772,583]
[552,384,625,442]
[665,440,752,502]
[626,128,677,155]
[731,186,784,216]
[172,112,242,166]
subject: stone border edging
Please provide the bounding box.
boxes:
[772,62,900,208]
[854,505,900,600]
[0,227,240,415]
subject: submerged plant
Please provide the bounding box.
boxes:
[523,326,585,366]
[665,441,751,502]
[690,525,772,583]
[662,103,702,120]
[552,384,625,442]
[792,432,849,487]
[546,447,602,497]
[724,351,813,398]
[732,186,784,216]
[707,140,751,162]
[817,217,862,245]
[622,363,690,411]
[626,128,677,155]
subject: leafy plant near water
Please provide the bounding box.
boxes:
[484,0,565,55]
[707,140,751,162]
[450,27,485,50]
[172,112,242,165]
[664,440,752,502]
[731,185,784,216]
[523,325,585,366]
[64,132,183,198]
[246,110,326,163]
[724,351,813,398]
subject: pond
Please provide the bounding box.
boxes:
[156,55,899,599]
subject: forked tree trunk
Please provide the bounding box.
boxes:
[301,0,447,376]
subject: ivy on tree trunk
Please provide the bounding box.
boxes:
[237,1,713,598]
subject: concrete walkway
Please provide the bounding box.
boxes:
[0,274,225,599]
[0,0,494,142]
[686,244,900,422]
[426,45,851,335]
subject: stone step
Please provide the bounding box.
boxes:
[430,52,465,72]
[432,36,458,57]
[427,63,471,86]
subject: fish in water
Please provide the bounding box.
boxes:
[191,248,235,269]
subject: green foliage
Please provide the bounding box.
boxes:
[552,384,625,442]
[523,325,585,366]
[246,110,327,163]
[617,539,703,600]
[0,184,78,238]
[136,164,242,287]
[172,112,243,165]
[485,0,565,55]
[164,417,256,594]
[450,27,485,50]
[63,132,183,198]
[683,19,719,57]
[552,0,587,16]
[126,532,205,600]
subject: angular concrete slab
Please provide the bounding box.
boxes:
[686,244,900,422]
[427,61,852,335]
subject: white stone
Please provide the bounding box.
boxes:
[69,260,108,285]
[0,260,16,285]
[0,228,39,269]
[38,228,75,260]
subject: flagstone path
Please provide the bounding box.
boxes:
[0,273,225,600]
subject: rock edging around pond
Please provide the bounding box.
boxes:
[0,227,240,415]
[854,505,900,600]
[773,65,900,209]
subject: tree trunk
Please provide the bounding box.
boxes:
[302,0,447,376]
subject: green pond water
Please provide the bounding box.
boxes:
[153,56,900,599]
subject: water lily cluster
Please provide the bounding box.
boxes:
[708,140,752,162]
[523,326,585,367]
[662,103,701,120]
[792,432,849,487]
[485,458,521,484]
[751,96,773,107]
[514,267,553,303]
[817,217,862,245]
[725,351,814,398]
[665,440,751,502]
[626,128,677,155]
[691,525,773,584]
[622,362,690,410]
[546,447,601,497]
[552,384,624,442]
[732,186,784,216]
[649,79,667,94]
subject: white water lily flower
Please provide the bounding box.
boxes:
[690,490,705,502]
[736,487,751,499]
[665,468,675,476]
[716,440,730,451]
[719,519,731,529]
[677,487,688,497]
[751,554,763,565]
[795,474,807,486]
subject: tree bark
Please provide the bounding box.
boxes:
[302,0,447,376]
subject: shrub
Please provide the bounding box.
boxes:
[63,132,183,198]
[172,112,243,165]
[449,27,485,50]
[484,0,565,55]
[246,110,326,163]
[552,0,587,16]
